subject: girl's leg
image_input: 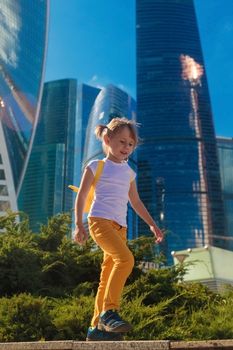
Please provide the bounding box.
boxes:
[91,252,113,327]
[88,217,134,313]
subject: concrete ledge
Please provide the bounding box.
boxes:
[0,342,74,350]
[0,342,73,350]
[170,339,233,349]
[0,340,233,350]
[0,341,169,350]
[74,341,170,349]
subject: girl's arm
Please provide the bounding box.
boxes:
[128,180,163,243]
[73,167,94,245]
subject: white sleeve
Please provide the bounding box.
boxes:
[86,160,99,176]
[130,169,136,182]
[128,164,136,182]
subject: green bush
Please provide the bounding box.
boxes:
[186,290,233,340]
[1,212,233,341]
[122,293,177,340]
[0,214,42,295]
[0,294,95,342]
[50,296,94,340]
[0,212,103,298]
[0,294,55,342]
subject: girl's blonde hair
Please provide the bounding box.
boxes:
[95,117,139,148]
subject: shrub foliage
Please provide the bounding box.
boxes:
[0,211,232,341]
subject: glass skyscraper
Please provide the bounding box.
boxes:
[18,79,77,231]
[84,84,137,166]
[217,137,233,251]
[0,0,49,214]
[74,84,100,186]
[136,0,225,261]
[83,84,138,239]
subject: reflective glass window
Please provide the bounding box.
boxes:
[0,185,8,196]
[0,169,6,180]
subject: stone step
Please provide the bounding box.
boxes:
[0,340,233,350]
[170,339,233,349]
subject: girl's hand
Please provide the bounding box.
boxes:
[73,224,88,245]
[150,224,164,244]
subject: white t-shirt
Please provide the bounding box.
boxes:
[87,158,136,227]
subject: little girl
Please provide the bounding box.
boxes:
[74,117,163,341]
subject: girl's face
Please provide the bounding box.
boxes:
[105,127,135,163]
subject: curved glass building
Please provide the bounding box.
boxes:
[83,84,138,239]
[83,84,137,166]
[0,0,49,214]
[18,79,77,231]
[74,83,101,186]
[136,0,225,261]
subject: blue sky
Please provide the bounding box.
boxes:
[45,0,233,137]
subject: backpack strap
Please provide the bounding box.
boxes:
[93,160,105,187]
[68,160,105,193]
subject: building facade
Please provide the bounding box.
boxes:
[74,84,100,186]
[0,0,49,214]
[18,79,77,231]
[217,137,233,250]
[172,245,233,293]
[83,84,138,239]
[136,0,225,261]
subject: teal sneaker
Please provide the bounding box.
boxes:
[86,326,123,341]
[98,309,132,333]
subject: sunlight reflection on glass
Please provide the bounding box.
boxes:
[181,54,211,246]
[0,0,21,67]
[180,54,204,86]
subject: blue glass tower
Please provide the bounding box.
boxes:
[84,85,137,165]
[217,137,233,250]
[18,79,77,231]
[136,0,226,261]
[74,84,100,186]
[0,0,49,214]
[83,84,138,239]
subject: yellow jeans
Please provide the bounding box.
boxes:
[88,217,134,327]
